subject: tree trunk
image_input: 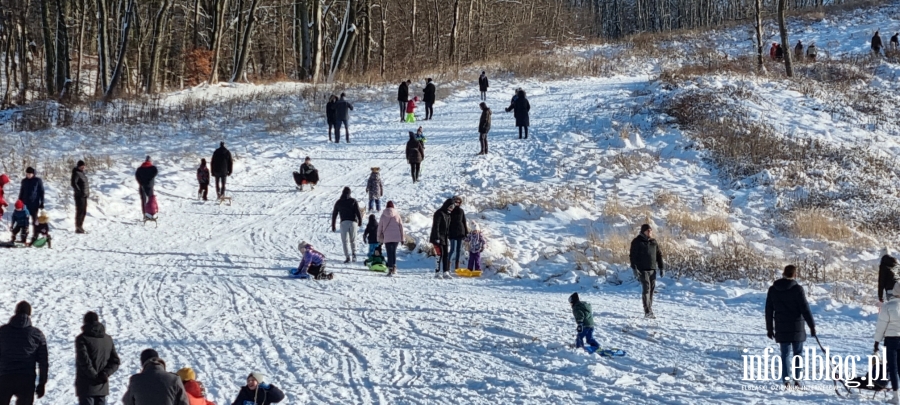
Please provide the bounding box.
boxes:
[327,0,356,83]
[102,0,135,102]
[300,0,312,80]
[192,0,201,49]
[54,0,71,99]
[410,0,416,60]
[380,1,387,77]
[449,0,460,61]
[208,0,229,84]
[146,0,172,93]
[778,0,793,77]
[754,0,765,72]
[230,0,261,82]
[96,0,109,92]
[40,0,57,96]
[75,0,88,98]
[311,0,323,83]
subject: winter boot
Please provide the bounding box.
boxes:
[443,271,452,279]
[434,271,442,279]
[352,254,357,262]
[890,390,900,405]
[454,260,460,270]
[344,257,351,264]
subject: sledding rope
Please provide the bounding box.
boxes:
[814,336,852,398]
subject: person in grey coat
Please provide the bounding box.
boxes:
[334,93,354,143]
[75,311,120,405]
[629,224,663,318]
[121,349,189,405]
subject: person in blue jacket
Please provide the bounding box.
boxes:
[231,372,284,405]
[18,167,43,225]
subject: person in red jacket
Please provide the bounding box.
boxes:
[405,96,419,123]
[0,174,8,217]
[177,367,216,405]
[769,42,778,60]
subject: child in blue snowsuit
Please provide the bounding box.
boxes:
[9,200,29,243]
[569,293,600,353]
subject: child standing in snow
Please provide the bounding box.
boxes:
[415,127,427,145]
[293,241,332,280]
[405,96,419,123]
[464,224,486,271]
[363,214,379,257]
[29,210,51,248]
[9,200,29,244]
[197,159,210,201]
[569,293,600,353]
[365,167,383,212]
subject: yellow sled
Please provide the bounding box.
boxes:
[455,268,482,277]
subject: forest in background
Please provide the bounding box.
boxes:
[0,0,877,107]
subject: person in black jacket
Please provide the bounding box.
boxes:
[0,301,48,405]
[423,78,436,120]
[505,89,531,139]
[363,214,379,258]
[405,132,425,183]
[334,93,354,143]
[478,102,491,155]
[231,372,284,405]
[629,224,663,318]
[478,72,489,101]
[331,187,363,263]
[71,160,89,234]
[397,80,410,122]
[75,311,120,405]
[765,265,816,388]
[430,198,457,279]
[879,255,899,303]
[873,30,884,55]
[211,142,233,199]
[135,156,158,216]
[448,195,469,270]
[18,167,44,226]
[326,95,338,142]
[294,157,319,191]
[892,33,899,50]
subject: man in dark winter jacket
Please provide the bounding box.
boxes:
[405,132,425,183]
[879,255,898,303]
[135,156,158,216]
[423,78,436,120]
[0,301,48,405]
[448,195,469,270]
[211,141,233,199]
[121,349,189,405]
[334,93,354,143]
[331,187,363,263]
[478,72,489,101]
[18,167,44,226]
[873,31,884,55]
[765,265,816,388]
[75,311,120,405]
[430,198,456,279]
[326,95,338,142]
[630,224,663,318]
[478,102,491,155]
[231,372,285,405]
[505,89,531,139]
[71,160,89,234]
[397,81,410,122]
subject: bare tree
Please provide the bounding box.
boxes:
[102,0,136,102]
[778,0,793,77]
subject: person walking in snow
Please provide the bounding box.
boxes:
[397,80,411,122]
[378,201,405,277]
[448,196,469,270]
[331,187,363,263]
[794,40,804,62]
[326,95,338,142]
[405,131,425,183]
[211,142,233,199]
[230,372,285,405]
[135,156,158,217]
[569,293,600,353]
[122,349,189,405]
[629,224,663,319]
[71,160,89,233]
[423,78,436,120]
[294,157,319,191]
[506,89,531,139]
[774,44,784,61]
[478,72,489,101]
[880,255,899,303]
[292,242,332,279]
[75,311,120,405]
[197,159,210,201]
[18,167,44,226]
[765,265,816,389]
[176,368,216,405]
[0,301,48,405]
[873,31,884,56]
[892,33,900,50]
[465,223,486,271]
[430,198,456,279]
[806,43,817,61]
[875,281,900,405]
[334,93,354,143]
[769,42,778,60]
[478,102,491,155]
[0,174,8,219]
[363,214,379,258]
[365,167,383,212]
[9,201,30,244]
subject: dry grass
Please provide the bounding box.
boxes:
[469,184,595,213]
[663,240,777,284]
[666,207,731,235]
[785,208,855,241]
[653,190,681,208]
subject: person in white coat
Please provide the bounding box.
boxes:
[875,282,900,405]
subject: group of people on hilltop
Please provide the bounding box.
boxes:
[0,166,52,247]
[0,301,285,404]
[769,41,817,62]
[397,79,437,123]
[871,30,900,56]
[325,93,354,143]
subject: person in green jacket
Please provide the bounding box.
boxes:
[569,293,600,353]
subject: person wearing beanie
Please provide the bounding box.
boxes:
[326,95,338,142]
[377,200,405,277]
[294,156,319,191]
[423,78,436,120]
[477,102,492,155]
[331,187,362,263]
[879,255,899,303]
[363,214,380,258]
[876,281,900,404]
[9,200,30,244]
[448,196,469,270]
[397,80,411,122]
[197,158,210,201]
[0,300,48,403]
[176,367,216,405]
[230,372,285,405]
[430,199,456,278]
[28,211,51,248]
[75,311,120,404]
[478,71,489,101]
[135,156,158,217]
[122,348,189,405]
[464,222,487,271]
[365,167,383,213]
[211,142,233,199]
[71,159,90,233]
[766,265,816,390]
[405,131,425,183]
[629,223,664,318]
[333,93,353,143]
[568,293,600,353]
[18,167,44,226]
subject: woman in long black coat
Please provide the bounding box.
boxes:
[326,95,338,142]
[506,89,530,139]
